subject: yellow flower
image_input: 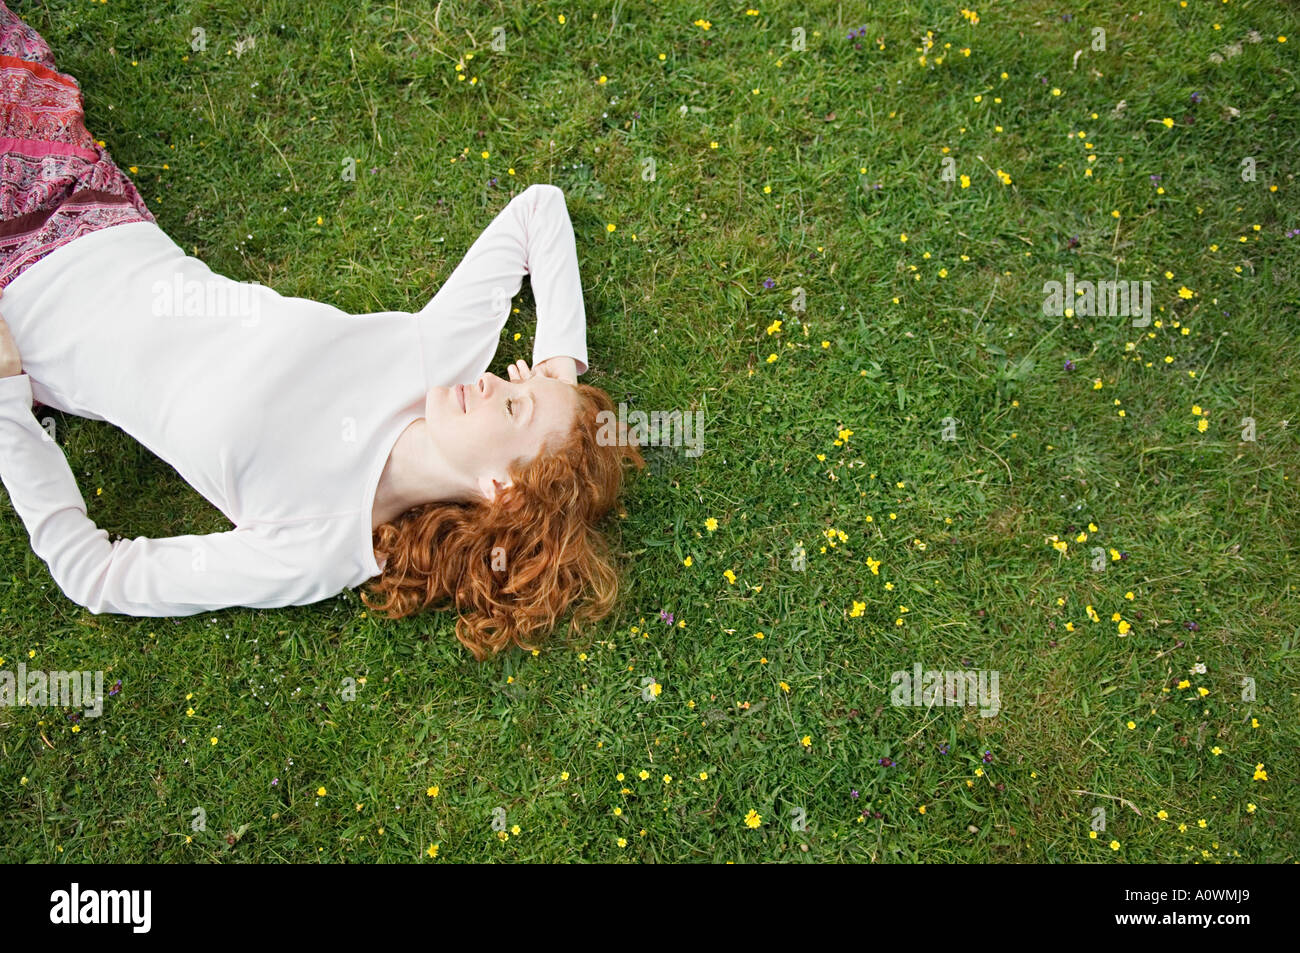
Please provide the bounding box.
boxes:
[1198,418,1209,433]
[1086,605,1100,623]
[800,736,812,748]
[638,770,650,780]
[1253,763,1268,781]
[723,569,736,585]
[317,786,327,796]
[1089,830,1098,839]
[1157,810,1168,820]
[426,843,439,858]
[1161,117,1174,128]
[744,809,762,828]
[1109,840,1120,850]
[427,785,439,797]
[705,517,718,532]
[1177,286,1194,299]
[683,556,692,567]
[1197,819,1207,829]
[959,174,970,188]
[866,557,881,575]
[1126,721,1136,730]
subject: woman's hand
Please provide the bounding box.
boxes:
[529,355,579,386]
[0,287,22,379]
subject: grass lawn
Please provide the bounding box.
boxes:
[1,0,1296,862]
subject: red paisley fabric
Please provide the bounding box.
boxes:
[0,1,154,289]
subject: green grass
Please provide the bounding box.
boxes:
[1,0,1296,862]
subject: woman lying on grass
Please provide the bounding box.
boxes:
[0,2,643,659]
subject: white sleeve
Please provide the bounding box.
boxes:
[417,183,590,376]
[0,373,327,616]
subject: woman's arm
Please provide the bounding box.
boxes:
[416,184,590,379]
[0,371,339,616]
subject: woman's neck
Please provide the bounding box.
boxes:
[371,418,477,528]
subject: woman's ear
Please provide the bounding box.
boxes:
[477,474,521,510]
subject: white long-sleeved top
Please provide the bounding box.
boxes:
[0,183,588,615]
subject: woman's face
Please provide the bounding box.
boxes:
[423,370,580,499]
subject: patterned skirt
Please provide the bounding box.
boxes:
[0,1,154,290]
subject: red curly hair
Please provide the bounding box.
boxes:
[361,381,645,660]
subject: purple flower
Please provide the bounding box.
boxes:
[1064,359,1075,371]
[108,679,122,697]
[763,278,775,289]
[659,609,674,626]
[1184,620,1200,631]
[1190,91,1202,104]
[851,789,859,798]
[982,750,994,763]
[878,757,895,767]
[1149,174,1162,183]
[271,778,279,786]
[938,743,950,755]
